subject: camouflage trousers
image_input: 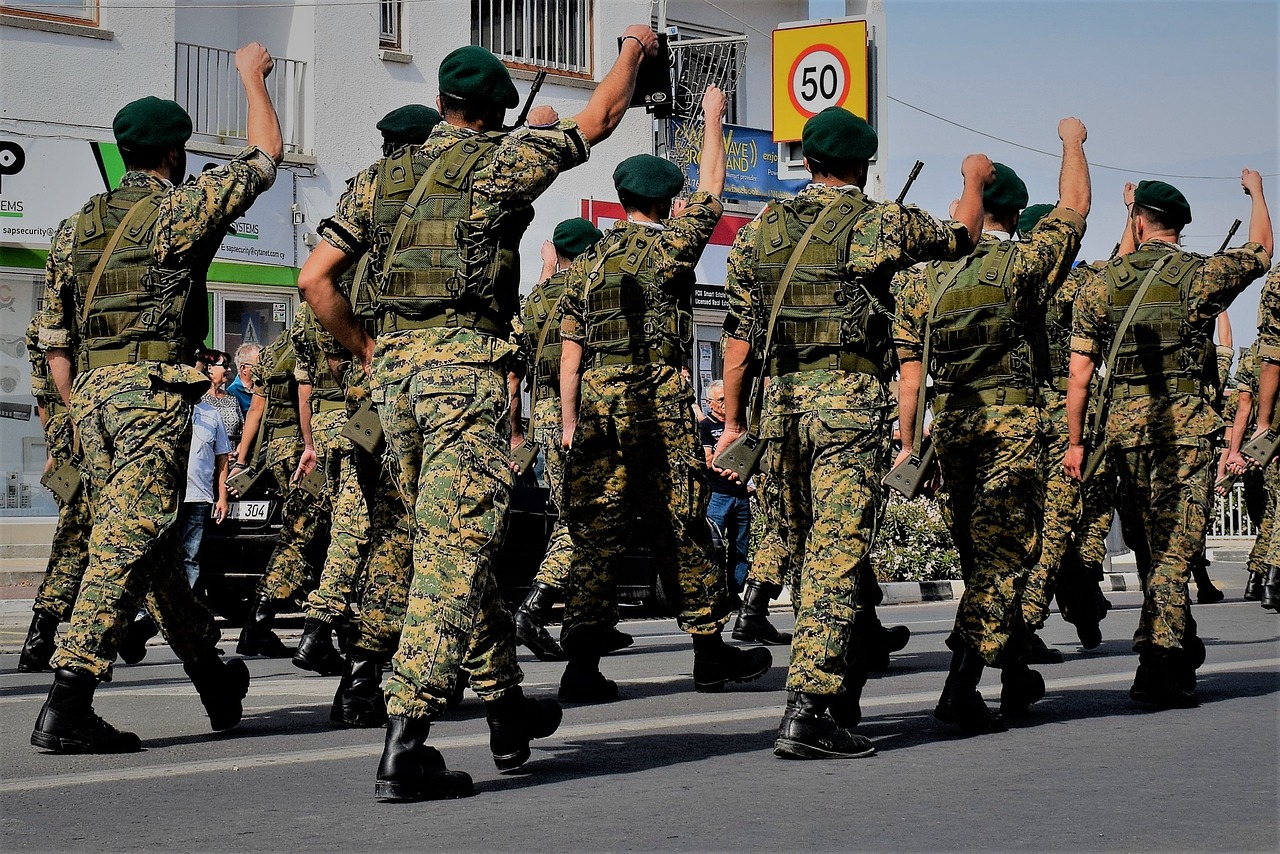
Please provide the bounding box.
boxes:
[1111,438,1213,653]
[51,375,220,678]
[759,405,890,695]
[934,405,1044,666]
[374,357,521,718]
[531,394,573,591]
[254,431,329,604]
[34,404,89,621]
[305,404,413,657]
[1246,461,1280,574]
[561,402,729,653]
[304,406,362,622]
[1026,394,1116,628]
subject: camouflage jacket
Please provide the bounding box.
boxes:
[1257,262,1280,363]
[560,191,722,420]
[1072,238,1271,448]
[725,183,970,415]
[38,146,276,396]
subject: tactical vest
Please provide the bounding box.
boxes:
[582,224,692,368]
[373,136,533,335]
[1040,284,1074,392]
[261,334,300,432]
[298,308,345,403]
[522,270,567,391]
[1104,247,1212,399]
[72,186,193,371]
[753,191,884,377]
[926,239,1036,408]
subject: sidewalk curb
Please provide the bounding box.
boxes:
[768,573,1145,609]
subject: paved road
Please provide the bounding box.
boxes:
[1,569,1277,852]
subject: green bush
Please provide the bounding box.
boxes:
[870,496,961,583]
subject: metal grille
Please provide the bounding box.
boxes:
[175,44,308,154]
[1210,479,1260,537]
[668,35,747,118]
[471,0,591,75]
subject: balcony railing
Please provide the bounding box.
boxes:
[175,43,308,154]
[1210,479,1259,538]
[472,0,592,76]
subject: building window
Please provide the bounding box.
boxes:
[472,0,592,77]
[379,0,401,49]
[1,0,97,26]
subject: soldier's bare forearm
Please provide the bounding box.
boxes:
[720,337,751,432]
[1066,352,1096,447]
[1258,362,1280,430]
[897,358,922,454]
[298,243,371,366]
[46,347,73,409]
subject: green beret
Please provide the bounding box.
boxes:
[801,107,877,163]
[1017,203,1055,238]
[377,104,442,145]
[1134,180,1192,227]
[113,97,192,152]
[552,217,603,258]
[439,45,518,109]
[983,163,1029,213]
[613,154,685,201]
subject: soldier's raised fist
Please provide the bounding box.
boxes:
[236,43,274,80]
[621,25,659,58]
[1058,117,1086,144]
[1242,169,1264,197]
[961,154,996,187]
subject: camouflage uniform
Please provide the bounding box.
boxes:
[37,149,276,677]
[1234,346,1280,577]
[1032,264,1116,630]
[26,311,89,622]
[319,119,591,718]
[559,193,731,648]
[1257,263,1280,362]
[894,210,1084,663]
[726,184,970,694]
[1072,239,1271,654]
[250,325,330,605]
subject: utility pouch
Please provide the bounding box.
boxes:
[1242,428,1280,468]
[1214,473,1238,491]
[227,466,263,497]
[297,467,327,498]
[41,461,82,504]
[342,399,385,454]
[510,441,539,477]
[713,432,765,483]
[883,437,936,499]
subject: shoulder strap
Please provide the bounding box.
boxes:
[910,254,980,451]
[744,193,857,431]
[79,192,161,326]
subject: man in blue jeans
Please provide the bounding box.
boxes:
[700,380,751,593]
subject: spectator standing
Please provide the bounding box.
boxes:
[700,380,751,593]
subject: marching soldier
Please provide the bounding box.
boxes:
[557,88,770,703]
[716,105,992,757]
[895,119,1090,733]
[30,44,283,752]
[1226,342,1280,610]
[1064,172,1273,706]
[299,32,660,801]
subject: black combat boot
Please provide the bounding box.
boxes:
[292,618,345,676]
[183,656,251,731]
[852,609,910,671]
[774,691,876,760]
[446,670,469,710]
[999,663,1046,717]
[236,598,293,658]
[1261,566,1280,612]
[558,655,619,703]
[1130,648,1199,708]
[331,650,389,728]
[31,667,142,754]
[1190,554,1224,604]
[118,614,159,665]
[375,716,474,802]
[828,654,868,729]
[17,610,59,673]
[514,582,567,661]
[484,687,563,772]
[1244,569,1265,601]
[1026,631,1065,664]
[692,632,772,692]
[731,581,793,645]
[934,639,1006,735]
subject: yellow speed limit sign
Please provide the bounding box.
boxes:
[772,20,869,143]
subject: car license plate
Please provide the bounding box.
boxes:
[225,500,271,521]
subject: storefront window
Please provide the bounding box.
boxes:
[213,288,295,356]
[0,269,56,517]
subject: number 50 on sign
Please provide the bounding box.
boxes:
[772,20,869,143]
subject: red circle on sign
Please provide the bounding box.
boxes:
[787,43,852,118]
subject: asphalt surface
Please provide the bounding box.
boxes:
[1,563,1277,853]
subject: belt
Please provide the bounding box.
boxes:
[588,350,681,369]
[770,351,879,378]
[314,397,348,412]
[934,386,1040,413]
[379,309,506,337]
[266,422,300,441]
[79,341,180,370]
[1110,376,1201,400]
